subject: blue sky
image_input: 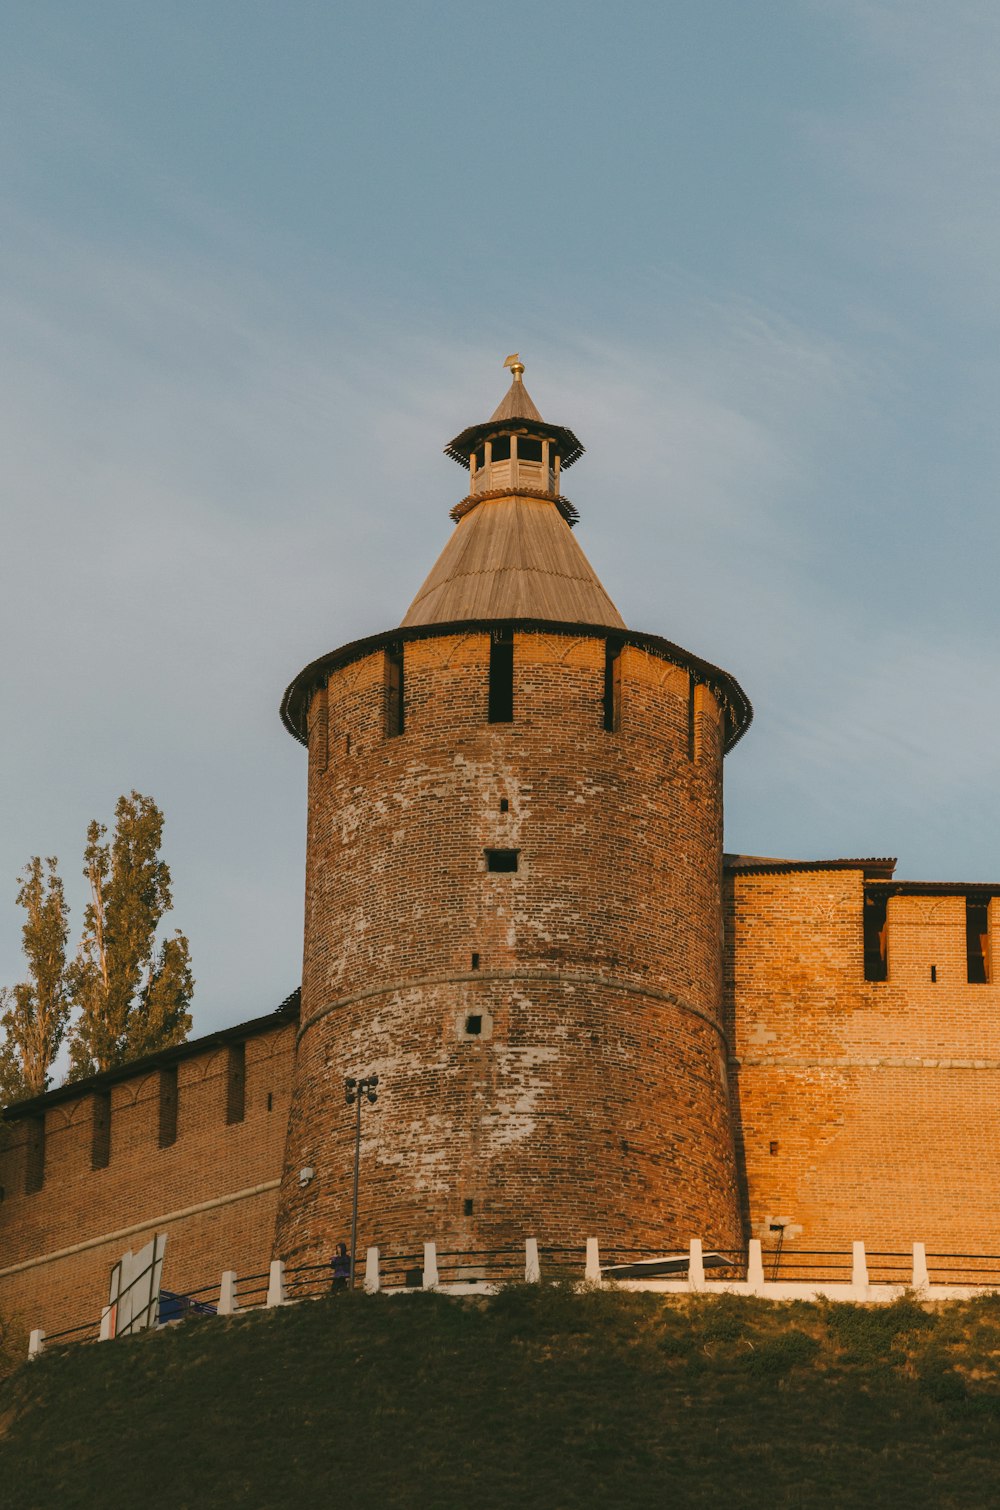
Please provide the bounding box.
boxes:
[2,1,999,1036]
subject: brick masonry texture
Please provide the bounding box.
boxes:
[0,1022,294,1334]
[273,628,743,1267]
[726,871,1000,1259]
[7,628,1000,1335]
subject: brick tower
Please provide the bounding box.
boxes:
[274,357,752,1271]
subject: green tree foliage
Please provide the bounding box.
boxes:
[67,792,193,1079]
[0,858,71,1101]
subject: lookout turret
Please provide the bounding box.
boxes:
[274,358,751,1276]
[446,353,582,507]
[404,357,623,628]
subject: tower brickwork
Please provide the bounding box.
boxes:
[273,361,751,1269]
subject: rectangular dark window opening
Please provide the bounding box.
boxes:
[385,643,404,738]
[25,1115,45,1194]
[491,435,511,463]
[488,629,514,723]
[465,1015,483,1036]
[91,1090,111,1170]
[266,1092,273,1113]
[158,1066,178,1148]
[864,892,888,982]
[604,639,623,732]
[226,1042,246,1125]
[499,798,509,813]
[967,895,990,984]
[486,848,518,873]
[471,952,480,970]
[463,1198,475,1216]
[930,965,937,983]
[519,437,543,462]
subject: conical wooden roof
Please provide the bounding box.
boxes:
[487,370,544,425]
[401,493,625,628]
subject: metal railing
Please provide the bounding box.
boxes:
[27,1236,1000,1361]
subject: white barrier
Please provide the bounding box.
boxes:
[31,1236,1000,1356]
[266,1259,286,1307]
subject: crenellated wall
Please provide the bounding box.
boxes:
[726,865,1000,1259]
[0,1007,296,1335]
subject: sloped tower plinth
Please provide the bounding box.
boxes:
[274,359,751,1270]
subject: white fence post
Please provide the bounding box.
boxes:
[364,1247,381,1295]
[28,1329,44,1360]
[266,1259,286,1307]
[422,1242,439,1289]
[851,1241,868,1294]
[218,1271,239,1315]
[525,1237,541,1284]
[912,1242,929,1290]
[688,1238,706,1291]
[746,1239,765,1293]
[585,1237,601,1284]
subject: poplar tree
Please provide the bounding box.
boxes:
[0,858,71,1102]
[67,792,193,1079]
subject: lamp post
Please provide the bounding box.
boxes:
[345,1073,379,1290]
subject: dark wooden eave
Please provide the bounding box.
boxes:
[725,855,898,880]
[281,618,753,753]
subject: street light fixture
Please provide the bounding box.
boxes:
[345,1073,380,1290]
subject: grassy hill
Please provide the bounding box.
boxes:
[2,1285,1000,1509]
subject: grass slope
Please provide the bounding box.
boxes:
[2,1287,1000,1509]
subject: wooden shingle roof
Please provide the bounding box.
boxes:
[401,494,625,629]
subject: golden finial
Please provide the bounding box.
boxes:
[503,352,525,380]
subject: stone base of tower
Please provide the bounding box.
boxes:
[273,976,743,1267]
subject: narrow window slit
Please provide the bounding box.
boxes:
[488,629,514,723]
[158,1066,178,1148]
[25,1115,45,1194]
[967,895,990,984]
[604,639,623,732]
[91,1091,111,1170]
[864,892,888,982]
[385,643,404,737]
[463,1198,475,1216]
[226,1042,246,1124]
[471,952,480,970]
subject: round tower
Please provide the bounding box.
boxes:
[274,358,752,1271]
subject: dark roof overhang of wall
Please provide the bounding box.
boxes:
[724,855,898,880]
[1,988,301,1123]
[281,618,753,754]
[865,879,1000,897]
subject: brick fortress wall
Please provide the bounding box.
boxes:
[726,866,1000,1259]
[0,1013,295,1335]
[274,626,743,1268]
